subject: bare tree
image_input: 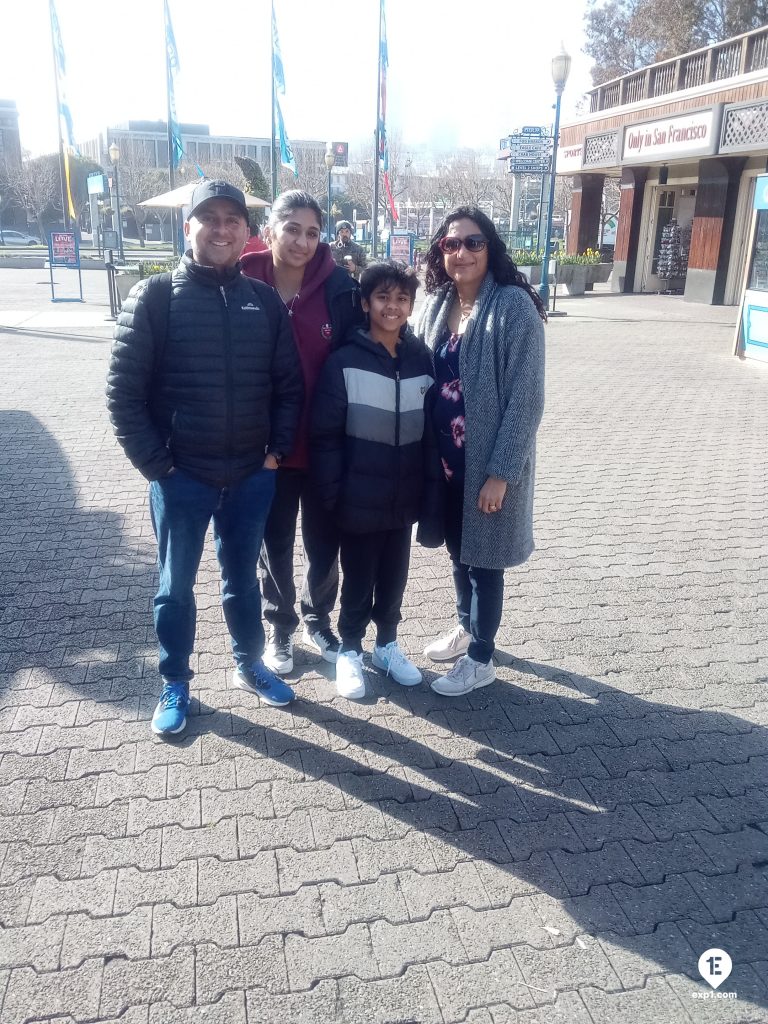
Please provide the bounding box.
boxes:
[2,154,60,239]
[108,141,166,246]
[402,173,442,238]
[345,133,413,227]
[278,145,328,201]
[195,160,247,191]
[600,178,621,243]
[552,177,573,237]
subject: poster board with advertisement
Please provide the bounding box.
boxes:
[48,231,84,302]
[387,232,414,265]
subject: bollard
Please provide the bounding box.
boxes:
[104,249,119,321]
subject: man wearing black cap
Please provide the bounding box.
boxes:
[107,180,303,737]
[331,220,367,280]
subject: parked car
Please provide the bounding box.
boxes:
[0,229,42,246]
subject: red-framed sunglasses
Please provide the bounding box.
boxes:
[438,234,487,254]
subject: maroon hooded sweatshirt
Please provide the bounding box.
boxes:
[241,243,336,469]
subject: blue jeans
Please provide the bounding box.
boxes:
[444,483,505,665]
[149,467,277,681]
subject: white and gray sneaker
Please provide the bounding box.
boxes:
[303,626,341,664]
[263,629,294,675]
[424,624,471,662]
[431,654,496,696]
[372,641,422,686]
[335,650,366,699]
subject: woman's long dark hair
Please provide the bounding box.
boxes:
[424,206,547,321]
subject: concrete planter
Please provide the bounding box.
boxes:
[586,263,613,286]
[115,272,141,302]
[557,264,588,296]
[516,265,542,286]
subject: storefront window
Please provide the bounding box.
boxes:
[749,209,768,292]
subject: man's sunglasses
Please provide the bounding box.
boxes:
[438,234,487,254]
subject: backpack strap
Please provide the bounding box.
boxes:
[142,272,173,375]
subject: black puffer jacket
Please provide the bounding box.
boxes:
[106,256,303,487]
[310,327,441,534]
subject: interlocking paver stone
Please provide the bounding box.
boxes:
[2,282,766,1021]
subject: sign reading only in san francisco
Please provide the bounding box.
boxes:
[622,107,721,163]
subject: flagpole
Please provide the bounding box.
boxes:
[48,1,70,231]
[164,0,178,256]
[270,0,278,201]
[372,0,383,260]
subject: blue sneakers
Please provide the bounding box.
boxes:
[151,681,190,736]
[234,660,295,706]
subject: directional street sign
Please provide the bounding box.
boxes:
[509,157,551,174]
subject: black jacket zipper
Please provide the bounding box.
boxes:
[220,284,233,483]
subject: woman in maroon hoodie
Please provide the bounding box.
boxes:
[241,190,363,675]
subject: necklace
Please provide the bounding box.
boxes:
[278,291,300,317]
[457,298,474,324]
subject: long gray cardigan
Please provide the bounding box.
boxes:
[416,273,545,570]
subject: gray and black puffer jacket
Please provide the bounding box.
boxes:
[106,255,303,487]
[310,326,441,535]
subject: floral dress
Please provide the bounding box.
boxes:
[433,330,466,485]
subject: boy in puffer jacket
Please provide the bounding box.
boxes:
[310,261,440,699]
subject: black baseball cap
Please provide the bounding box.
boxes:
[188,180,248,221]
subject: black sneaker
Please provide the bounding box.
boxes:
[263,629,294,674]
[303,626,341,664]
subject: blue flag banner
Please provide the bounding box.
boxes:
[272,2,298,178]
[164,0,184,169]
[49,0,78,155]
[49,0,78,219]
[378,0,397,222]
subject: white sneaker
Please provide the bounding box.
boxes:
[335,650,366,699]
[302,626,341,664]
[263,630,294,675]
[424,624,471,662]
[431,654,496,696]
[372,641,422,686]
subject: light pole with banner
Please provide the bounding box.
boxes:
[108,142,125,262]
[539,45,571,311]
[324,142,335,243]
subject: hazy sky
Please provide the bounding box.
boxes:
[2,0,593,160]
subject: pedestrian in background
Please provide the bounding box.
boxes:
[106,180,303,737]
[331,220,367,280]
[241,221,269,255]
[416,206,546,696]
[311,261,439,698]
[241,191,364,675]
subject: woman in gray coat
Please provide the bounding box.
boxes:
[416,207,546,696]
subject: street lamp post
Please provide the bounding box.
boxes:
[324,142,336,244]
[0,193,4,246]
[539,44,572,311]
[108,142,125,262]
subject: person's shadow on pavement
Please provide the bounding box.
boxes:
[194,657,768,1015]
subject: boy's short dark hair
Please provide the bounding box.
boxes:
[360,260,419,303]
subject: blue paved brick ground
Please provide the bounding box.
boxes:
[0,271,766,1023]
